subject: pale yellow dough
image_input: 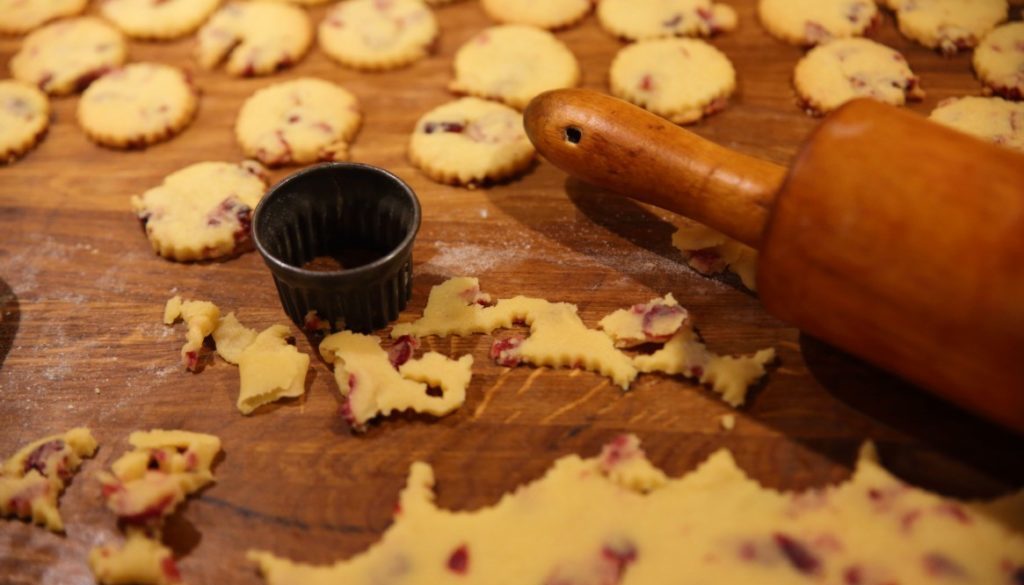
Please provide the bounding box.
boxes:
[0,0,88,35]
[671,218,758,290]
[450,25,580,110]
[610,38,736,124]
[481,0,592,29]
[249,435,1024,585]
[236,325,310,415]
[164,295,221,371]
[320,331,474,429]
[0,80,50,164]
[597,0,738,41]
[758,0,877,45]
[197,1,312,76]
[974,22,1024,99]
[0,427,97,532]
[10,17,127,96]
[90,532,181,585]
[101,0,220,40]
[318,0,439,71]
[892,0,1007,54]
[929,96,1024,152]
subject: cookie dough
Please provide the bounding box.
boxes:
[235,77,362,166]
[131,161,269,262]
[597,0,738,41]
[320,331,474,430]
[249,435,1024,585]
[0,80,50,164]
[672,218,758,290]
[480,0,593,29]
[0,427,98,532]
[794,38,925,114]
[164,296,221,371]
[449,25,580,110]
[197,1,312,76]
[409,97,536,186]
[892,0,1007,55]
[974,22,1024,100]
[929,96,1024,152]
[236,325,310,415]
[318,0,439,71]
[90,532,181,585]
[0,0,88,35]
[101,0,219,40]
[78,63,199,148]
[758,0,877,45]
[10,17,127,96]
[610,38,736,124]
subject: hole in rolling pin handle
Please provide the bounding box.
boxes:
[564,126,582,145]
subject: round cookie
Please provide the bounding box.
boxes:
[610,38,736,124]
[758,0,878,45]
[481,0,592,30]
[794,38,924,114]
[409,97,535,186]
[101,0,220,40]
[10,17,127,96]
[131,161,269,261]
[929,96,1024,152]
[78,63,199,148]
[318,0,438,71]
[197,1,312,77]
[263,0,332,5]
[0,81,50,164]
[450,25,580,110]
[235,78,362,166]
[597,0,738,41]
[974,22,1024,100]
[893,0,1007,55]
[0,0,88,35]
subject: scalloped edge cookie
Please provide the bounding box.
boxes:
[318,0,439,71]
[0,81,51,164]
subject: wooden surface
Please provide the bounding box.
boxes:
[1,2,1022,584]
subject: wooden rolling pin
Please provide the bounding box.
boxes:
[524,88,1024,434]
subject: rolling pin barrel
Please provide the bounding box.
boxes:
[524,89,1024,433]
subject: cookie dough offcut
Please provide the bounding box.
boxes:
[197,1,312,76]
[409,97,536,186]
[794,38,924,114]
[597,0,738,41]
[101,0,220,40]
[481,0,593,29]
[893,0,1008,55]
[0,0,88,35]
[974,22,1024,100]
[930,96,1024,152]
[318,0,438,71]
[9,17,127,96]
[0,81,50,164]
[758,0,877,45]
[610,38,736,124]
[236,78,361,166]
[450,25,580,110]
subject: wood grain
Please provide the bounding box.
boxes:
[1,2,1022,584]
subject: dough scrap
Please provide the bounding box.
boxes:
[320,331,474,430]
[236,325,310,415]
[0,427,98,532]
[249,434,1024,585]
[671,218,758,290]
[90,531,181,585]
[211,312,258,364]
[164,296,221,371]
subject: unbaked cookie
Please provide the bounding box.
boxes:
[78,63,198,148]
[794,38,924,114]
[131,161,268,262]
[0,0,88,35]
[610,38,736,124]
[409,97,536,186]
[929,96,1024,152]
[236,78,361,166]
[0,81,50,164]
[892,0,1007,55]
[10,17,127,96]
[758,0,878,45]
[597,0,738,41]
[481,0,592,29]
[974,22,1024,100]
[319,0,438,71]
[101,0,220,40]
[671,218,758,290]
[197,1,312,76]
[450,25,580,110]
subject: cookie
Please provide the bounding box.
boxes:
[90,533,180,585]
[0,0,88,35]
[892,0,1007,55]
[10,17,127,96]
[974,22,1024,100]
[794,38,924,114]
[597,0,738,41]
[609,38,736,124]
[235,77,362,166]
[929,96,1024,152]
[263,0,332,4]
[450,25,580,110]
[671,218,758,290]
[408,97,536,186]
[480,0,592,30]
[131,161,269,262]
[758,0,878,45]
[0,81,50,164]
[101,0,220,40]
[318,0,439,71]
[197,1,312,77]
[78,63,199,148]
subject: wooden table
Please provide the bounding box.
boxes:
[2,2,1022,583]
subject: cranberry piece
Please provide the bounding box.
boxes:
[286,114,301,123]
[773,533,820,575]
[161,556,181,582]
[101,482,124,498]
[118,493,176,525]
[388,335,420,369]
[424,121,466,134]
[490,336,523,367]
[1012,566,1024,585]
[304,312,324,333]
[23,440,65,477]
[923,553,965,577]
[844,566,863,585]
[689,365,704,378]
[599,434,638,470]
[662,13,682,28]
[446,545,469,574]
[147,450,167,470]
[804,21,831,44]
[601,540,638,580]
[686,247,726,273]
[185,350,200,371]
[638,74,655,92]
[696,7,721,32]
[640,304,687,342]
[934,503,971,524]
